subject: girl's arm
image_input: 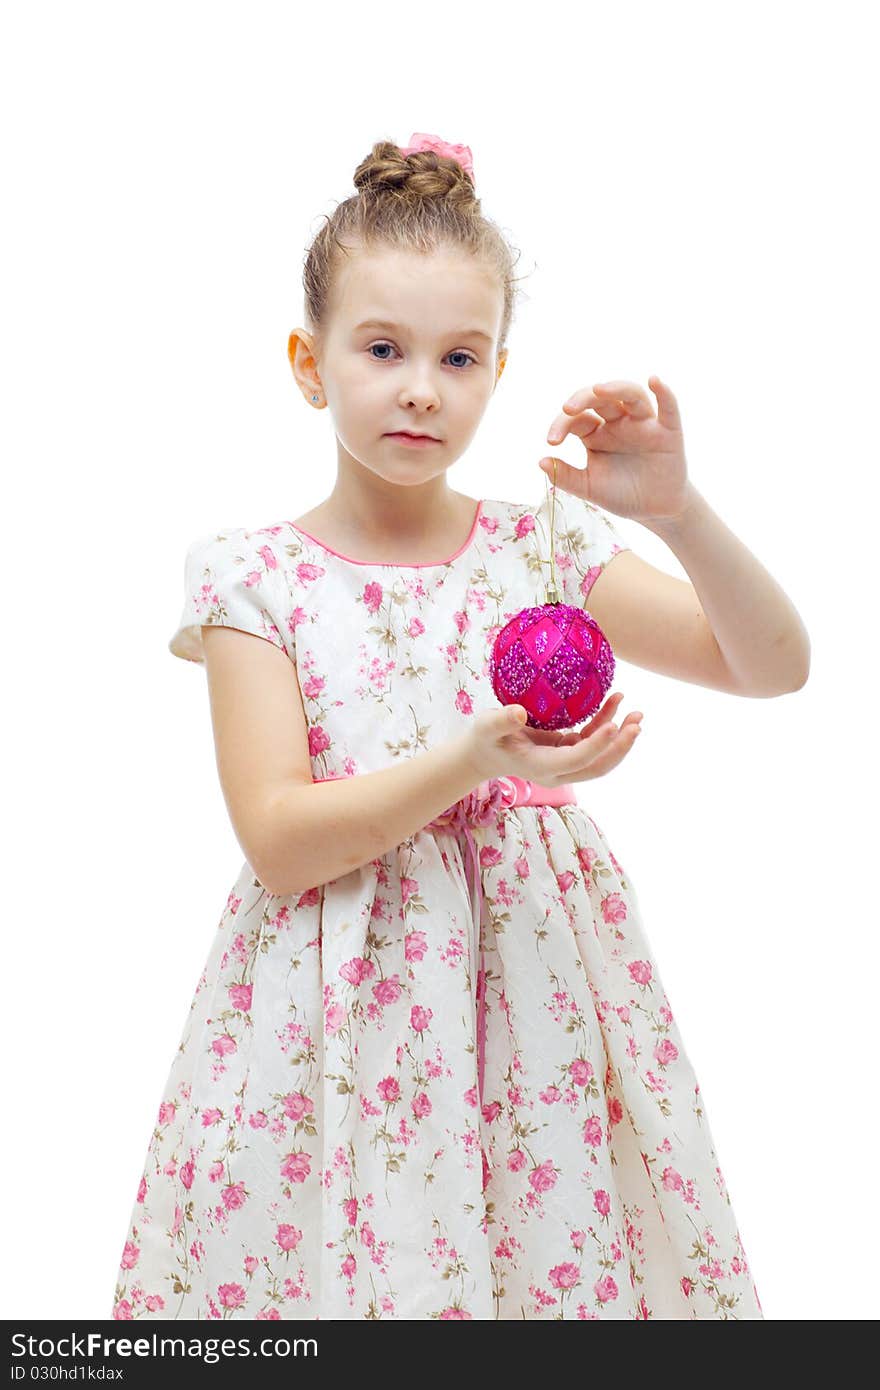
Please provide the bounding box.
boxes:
[202,623,483,899]
[588,484,810,698]
[262,739,485,898]
[646,485,811,695]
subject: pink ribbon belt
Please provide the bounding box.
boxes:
[314,771,577,1188]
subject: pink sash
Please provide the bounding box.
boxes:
[314,772,578,1189]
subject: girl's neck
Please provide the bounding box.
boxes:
[290,491,481,566]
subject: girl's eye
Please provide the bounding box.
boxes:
[368,342,476,370]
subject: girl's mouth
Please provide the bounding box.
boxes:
[384,432,441,447]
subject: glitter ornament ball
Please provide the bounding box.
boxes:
[489,602,615,731]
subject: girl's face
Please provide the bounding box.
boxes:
[295,246,505,489]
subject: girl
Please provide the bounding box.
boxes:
[111,132,808,1321]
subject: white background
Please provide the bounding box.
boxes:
[3,0,877,1321]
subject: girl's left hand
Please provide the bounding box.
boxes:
[539,376,693,523]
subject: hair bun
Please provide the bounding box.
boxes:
[353,138,477,207]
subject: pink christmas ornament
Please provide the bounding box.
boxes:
[489,465,616,731]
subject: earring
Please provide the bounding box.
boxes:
[312,394,319,402]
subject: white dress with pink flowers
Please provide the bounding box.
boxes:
[110,488,764,1321]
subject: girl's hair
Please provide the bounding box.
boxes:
[302,138,527,359]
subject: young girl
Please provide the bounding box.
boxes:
[111,132,808,1321]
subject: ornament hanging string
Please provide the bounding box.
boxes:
[544,458,560,604]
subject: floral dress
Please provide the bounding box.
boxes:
[110,489,764,1321]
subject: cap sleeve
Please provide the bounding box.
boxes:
[169,526,291,665]
[547,488,630,608]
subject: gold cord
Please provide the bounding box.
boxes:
[545,457,560,604]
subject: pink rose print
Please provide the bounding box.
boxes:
[405,931,428,961]
[377,1077,401,1104]
[410,1005,433,1033]
[529,1160,558,1193]
[582,1115,603,1147]
[119,1241,139,1271]
[280,1150,312,1184]
[400,877,419,906]
[627,959,653,986]
[217,1283,247,1310]
[339,956,375,986]
[281,1091,314,1121]
[363,581,384,615]
[661,1166,685,1193]
[294,561,324,584]
[228,983,253,1012]
[601,892,628,925]
[373,975,403,1006]
[594,1275,619,1303]
[308,724,331,757]
[569,1058,594,1086]
[276,1224,302,1252]
[301,672,325,699]
[325,1003,346,1035]
[548,1262,580,1290]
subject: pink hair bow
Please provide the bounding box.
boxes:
[398,131,475,181]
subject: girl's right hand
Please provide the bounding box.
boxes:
[462,694,643,787]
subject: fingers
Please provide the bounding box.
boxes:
[555,708,643,780]
[593,382,655,420]
[546,406,605,447]
[546,380,660,446]
[580,718,642,776]
[647,374,682,433]
[537,457,593,494]
[522,693,626,746]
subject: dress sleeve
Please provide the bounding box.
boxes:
[551,489,631,608]
[168,526,291,665]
